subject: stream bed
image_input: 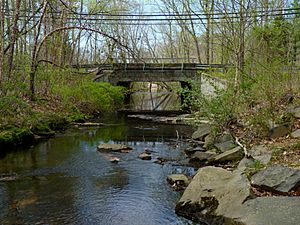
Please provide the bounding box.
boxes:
[0,117,197,225]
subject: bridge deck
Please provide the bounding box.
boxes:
[71,63,228,71]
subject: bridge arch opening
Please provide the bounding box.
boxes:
[117,81,192,112]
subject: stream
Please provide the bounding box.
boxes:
[0,116,197,225]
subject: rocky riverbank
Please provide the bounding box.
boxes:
[163,106,300,225]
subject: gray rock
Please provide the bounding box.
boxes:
[291,129,300,138]
[214,140,236,152]
[189,151,217,166]
[237,197,300,225]
[176,166,300,225]
[214,134,236,152]
[76,122,105,127]
[209,146,243,164]
[204,133,215,149]
[287,105,300,118]
[97,143,132,152]
[167,174,190,186]
[108,156,120,163]
[248,145,272,165]
[0,173,18,182]
[154,156,178,165]
[237,145,271,171]
[269,124,290,139]
[215,133,233,143]
[184,146,205,156]
[191,151,217,161]
[176,166,251,223]
[138,152,152,160]
[251,165,300,193]
[192,123,212,141]
[237,157,257,171]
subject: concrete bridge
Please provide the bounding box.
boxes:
[72,62,228,111]
[72,62,227,85]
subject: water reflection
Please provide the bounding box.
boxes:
[129,82,181,111]
[130,92,181,111]
[0,120,196,225]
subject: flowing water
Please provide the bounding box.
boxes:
[0,117,197,225]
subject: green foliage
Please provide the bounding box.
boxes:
[185,74,238,130]
[34,66,125,119]
[244,160,266,178]
[252,18,294,63]
[53,80,125,115]
[188,60,300,137]
[0,127,34,147]
[0,66,126,147]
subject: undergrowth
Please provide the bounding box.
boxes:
[187,61,300,141]
[0,66,126,148]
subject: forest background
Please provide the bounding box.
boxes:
[0,0,299,146]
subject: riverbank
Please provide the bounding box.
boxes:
[0,76,125,149]
[161,107,300,225]
[126,110,300,224]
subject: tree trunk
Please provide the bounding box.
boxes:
[235,0,245,88]
[0,0,4,86]
[7,0,21,79]
[29,0,48,100]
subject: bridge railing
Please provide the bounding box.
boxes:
[115,57,198,63]
[70,61,232,72]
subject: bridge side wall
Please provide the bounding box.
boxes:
[108,70,197,85]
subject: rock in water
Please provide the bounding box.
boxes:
[251,165,300,193]
[184,146,205,156]
[97,143,132,152]
[175,166,251,223]
[77,122,104,127]
[109,156,120,163]
[167,174,190,191]
[138,152,151,160]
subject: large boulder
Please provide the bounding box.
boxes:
[192,124,212,141]
[97,143,132,152]
[175,166,251,224]
[237,197,300,225]
[251,165,300,193]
